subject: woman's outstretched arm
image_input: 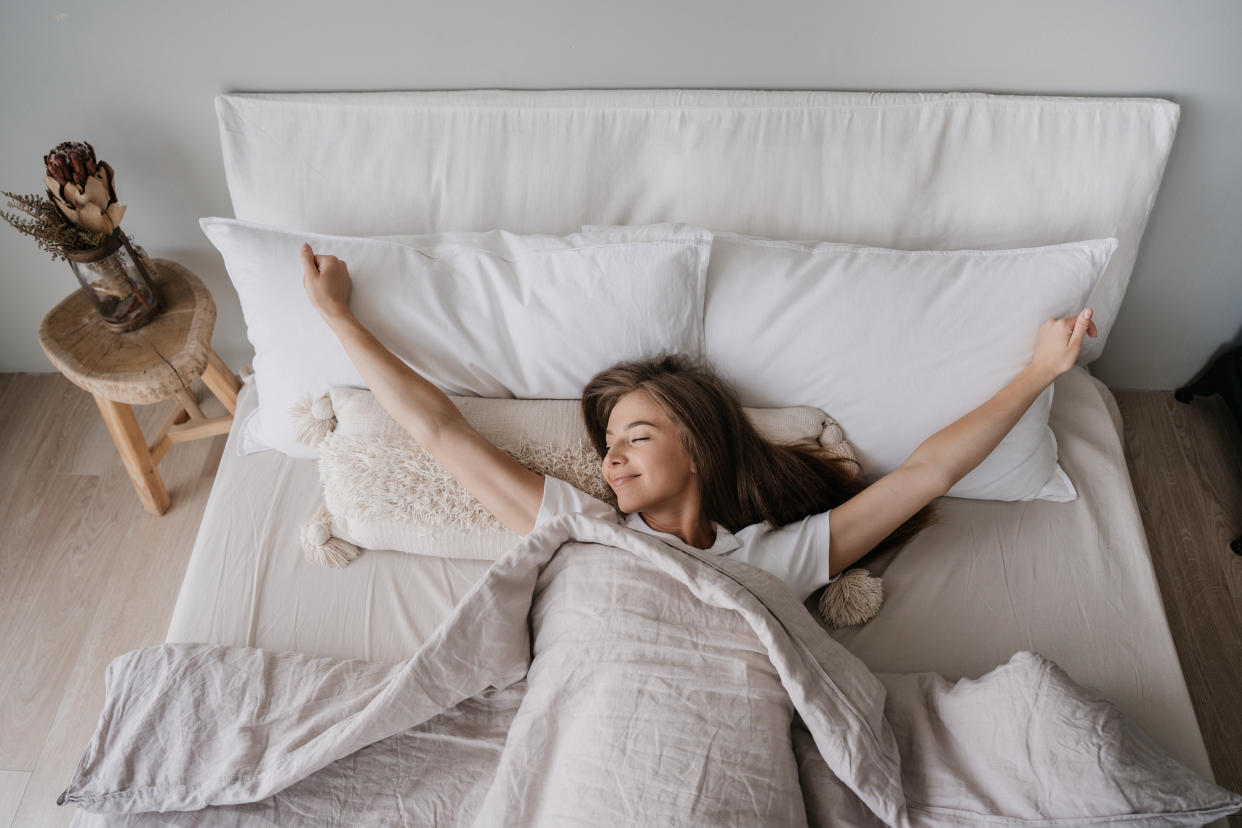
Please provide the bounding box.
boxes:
[910,307,1098,488]
[301,244,544,536]
[826,308,1098,576]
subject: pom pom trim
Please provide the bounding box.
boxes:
[300,503,361,568]
[819,568,884,628]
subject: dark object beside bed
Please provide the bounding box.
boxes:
[1175,343,1242,554]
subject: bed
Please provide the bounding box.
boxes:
[60,90,1241,826]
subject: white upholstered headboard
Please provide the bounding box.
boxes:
[215,89,1178,364]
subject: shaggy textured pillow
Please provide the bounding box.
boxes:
[293,388,882,627]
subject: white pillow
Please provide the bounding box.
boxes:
[201,218,713,458]
[295,387,858,563]
[694,232,1118,501]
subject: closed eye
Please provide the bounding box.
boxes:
[604,436,649,453]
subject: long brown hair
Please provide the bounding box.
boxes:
[581,353,938,563]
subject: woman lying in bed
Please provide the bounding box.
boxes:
[301,243,1097,599]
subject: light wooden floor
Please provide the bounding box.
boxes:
[0,372,1239,826]
[0,373,228,828]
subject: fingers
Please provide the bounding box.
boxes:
[302,243,331,285]
[1080,308,1094,337]
[1069,308,1093,348]
[301,244,351,276]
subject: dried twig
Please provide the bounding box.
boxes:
[1,190,109,262]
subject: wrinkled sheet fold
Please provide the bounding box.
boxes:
[62,515,1240,827]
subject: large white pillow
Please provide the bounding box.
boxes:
[694,232,1118,501]
[201,218,713,458]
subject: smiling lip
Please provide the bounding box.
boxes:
[611,474,639,487]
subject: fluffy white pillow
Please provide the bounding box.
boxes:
[294,387,858,564]
[695,232,1118,501]
[201,218,713,458]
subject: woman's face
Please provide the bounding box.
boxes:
[602,390,697,515]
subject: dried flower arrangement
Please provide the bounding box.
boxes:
[3,141,163,330]
[2,141,131,261]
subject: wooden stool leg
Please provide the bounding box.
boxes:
[148,397,193,467]
[174,387,206,421]
[202,348,241,415]
[93,394,171,516]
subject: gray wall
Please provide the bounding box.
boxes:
[2,0,1239,390]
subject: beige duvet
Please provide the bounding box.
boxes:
[62,514,1239,826]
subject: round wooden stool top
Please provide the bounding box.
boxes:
[37,259,217,405]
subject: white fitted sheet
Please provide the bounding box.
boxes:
[165,364,1216,783]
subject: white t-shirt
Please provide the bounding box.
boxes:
[530,475,837,602]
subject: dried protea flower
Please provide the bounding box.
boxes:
[43,141,126,235]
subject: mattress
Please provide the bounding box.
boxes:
[165,363,1216,784]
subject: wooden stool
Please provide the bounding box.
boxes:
[37,259,241,515]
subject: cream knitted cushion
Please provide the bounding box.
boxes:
[292,388,882,626]
[294,385,857,557]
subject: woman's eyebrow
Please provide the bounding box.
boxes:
[605,420,657,436]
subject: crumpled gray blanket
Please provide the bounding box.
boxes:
[60,514,1241,827]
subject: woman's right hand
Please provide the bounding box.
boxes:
[301,243,353,322]
[1029,307,1097,384]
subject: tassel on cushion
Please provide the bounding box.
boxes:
[818,418,859,465]
[290,393,337,447]
[300,503,361,568]
[819,568,883,628]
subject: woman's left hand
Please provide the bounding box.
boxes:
[301,243,353,323]
[1029,307,1097,383]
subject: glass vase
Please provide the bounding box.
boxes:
[64,230,163,332]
